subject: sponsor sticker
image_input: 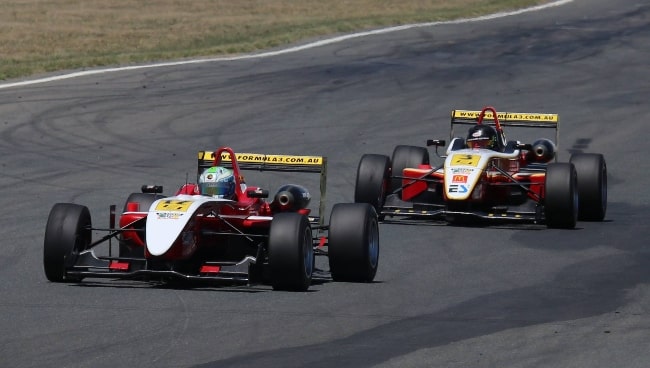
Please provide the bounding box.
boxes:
[451,168,473,174]
[220,153,323,165]
[156,212,183,220]
[452,110,558,123]
[448,184,469,193]
[452,175,468,183]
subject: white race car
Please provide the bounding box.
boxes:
[355,106,607,228]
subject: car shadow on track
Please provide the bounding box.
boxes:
[64,266,344,293]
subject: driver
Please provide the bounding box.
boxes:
[198,166,236,199]
[466,124,500,150]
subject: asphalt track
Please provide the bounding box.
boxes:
[1,0,649,367]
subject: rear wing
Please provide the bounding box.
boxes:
[450,109,559,147]
[198,150,328,225]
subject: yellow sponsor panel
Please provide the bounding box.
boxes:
[155,200,193,212]
[198,151,211,161]
[450,154,480,167]
[200,151,324,166]
[452,110,558,123]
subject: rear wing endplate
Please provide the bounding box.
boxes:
[450,109,559,148]
[198,151,327,225]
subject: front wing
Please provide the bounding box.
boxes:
[64,250,258,284]
[379,194,545,224]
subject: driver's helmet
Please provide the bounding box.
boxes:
[466,124,498,150]
[198,166,235,198]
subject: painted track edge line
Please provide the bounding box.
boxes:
[0,0,574,90]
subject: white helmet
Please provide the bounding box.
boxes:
[198,166,235,198]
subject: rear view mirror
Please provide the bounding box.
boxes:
[246,188,269,198]
[426,139,446,147]
[141,185,163,194]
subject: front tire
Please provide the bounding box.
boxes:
[328,203,379,282]
[544,163,578,229]
[570,153,607,221]
[354,154,390,214]
[391,145,429,199]
[43,203,92,282]
[268,213,314,291]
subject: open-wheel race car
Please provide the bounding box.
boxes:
[354,106,607,228]
[44,147,379,291]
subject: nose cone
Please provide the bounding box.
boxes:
[145,196,197,256]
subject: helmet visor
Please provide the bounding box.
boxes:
[200,181,233,197]
[468,138,492,148]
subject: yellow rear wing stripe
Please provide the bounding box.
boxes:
[197,151,328,226]
[449,109,560,154]
[198,151,325,171]
[451,109,558,126]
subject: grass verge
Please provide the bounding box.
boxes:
[1,0,553,80]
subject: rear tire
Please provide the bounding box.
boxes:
[354,154,390,214]
[268,213,314,291]
[121,193,164,213]
[570,153,607,221]
[43,203,92,282]
[328,203,379,282]
[119,193,164,257]
[544,163,578,229]
[391,145,429,199]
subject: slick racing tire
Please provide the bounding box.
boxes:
[268,213,314,291]
[544,163,578,229]
[354,154,390,215]
[391,145,430,199]
[43,203,92,282]
[119,192,164,257]
[570,153,607,221]
[121,193,164,213]
[328,203,379,282]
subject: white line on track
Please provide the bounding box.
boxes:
[0,0,573,90]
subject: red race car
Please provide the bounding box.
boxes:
[354,106,607,228]
[44,147,379,291]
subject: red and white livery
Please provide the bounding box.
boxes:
[44,147,379,291]
[354,106,607,228]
